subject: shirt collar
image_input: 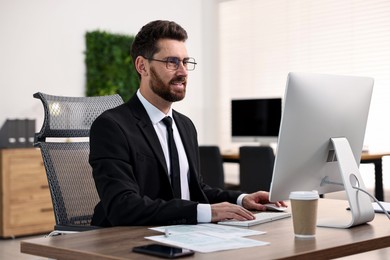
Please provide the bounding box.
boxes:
[136,89,173,125]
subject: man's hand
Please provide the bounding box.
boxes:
[211,202,255,222]
[242,191,287,211]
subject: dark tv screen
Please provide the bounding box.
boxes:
[231,98,282,138]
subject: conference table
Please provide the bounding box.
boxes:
[20,199,390,260]
[222,152,390,201]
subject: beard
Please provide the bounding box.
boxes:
[149,67,186,102]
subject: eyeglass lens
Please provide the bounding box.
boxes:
[166,57,196,71]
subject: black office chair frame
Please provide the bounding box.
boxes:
[239,146,275,193]
[199,146,226,189]
[33,92,123,234]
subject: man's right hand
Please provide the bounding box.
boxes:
[211,202,255,222]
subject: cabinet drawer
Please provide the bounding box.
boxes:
[1,148,55,237]
[9,199,54,227]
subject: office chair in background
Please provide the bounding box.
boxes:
[239,146,275,193]
[199,146,225,189]
[33,92,123,236]
[199,145,239,190]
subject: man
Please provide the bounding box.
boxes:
[89,20,285,227]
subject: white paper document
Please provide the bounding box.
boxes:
[146,224,269,253]
[372,202,390,213]
[150,223,266,238]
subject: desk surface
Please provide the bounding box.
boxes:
[222,151,390,162]
[21,199,390,260]
[361,152,390,160]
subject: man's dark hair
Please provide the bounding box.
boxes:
[130,20,188,78]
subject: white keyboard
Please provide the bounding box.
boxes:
[218,211,291,227]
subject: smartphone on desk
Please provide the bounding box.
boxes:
[132,244,194,258]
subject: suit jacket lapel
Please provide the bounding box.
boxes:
[173,112,193,168]
[174,111,208,203]
[126,95,169,176]
[173,113,199,181]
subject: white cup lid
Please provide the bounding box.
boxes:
[289,191,319,200]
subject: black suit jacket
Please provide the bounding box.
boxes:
[89,94,241,226]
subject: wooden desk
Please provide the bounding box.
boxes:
[222,152,390,201]
[20,199,390,260]
[360,153,390,202]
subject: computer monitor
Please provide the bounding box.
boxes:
[269,72,375,228]
[231,98,281,145]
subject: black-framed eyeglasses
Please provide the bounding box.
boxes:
[146,56,197,71]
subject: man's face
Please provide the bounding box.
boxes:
[148,39,188,102]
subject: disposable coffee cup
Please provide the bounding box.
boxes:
[289,191,319,238]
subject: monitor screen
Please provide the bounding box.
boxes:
[269,72,375,228]
[231,98,281,144]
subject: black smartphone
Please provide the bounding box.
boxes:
[132,244,194,258]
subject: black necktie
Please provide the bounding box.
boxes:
[162,116,181,198]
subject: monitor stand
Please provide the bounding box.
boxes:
[317,137,375,228]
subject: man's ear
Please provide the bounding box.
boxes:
[135,56,148,76]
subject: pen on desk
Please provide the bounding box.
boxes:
[164,228,171,238]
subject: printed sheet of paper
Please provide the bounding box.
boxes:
[146,233,269,253]
[146,223,269,253]
[150,223,266,238]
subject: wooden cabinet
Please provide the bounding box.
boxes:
[0,148,55,238]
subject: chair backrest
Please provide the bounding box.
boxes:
[239,146,275,193]
[199,146,225,189]
[33,92,124,229]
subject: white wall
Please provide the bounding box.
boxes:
[0,0,216,144]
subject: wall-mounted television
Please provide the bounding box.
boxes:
[231,98,282,145]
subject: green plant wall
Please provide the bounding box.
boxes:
[85,30,139,102]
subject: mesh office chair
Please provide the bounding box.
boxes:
[33,92,124,236]
[239,146,275,193]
